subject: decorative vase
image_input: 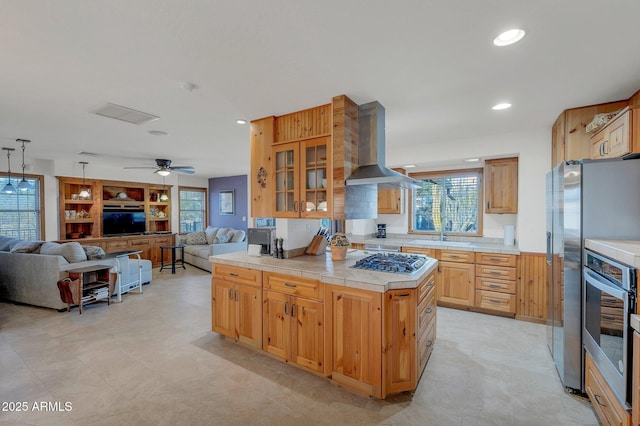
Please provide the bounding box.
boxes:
[331,245,348,261]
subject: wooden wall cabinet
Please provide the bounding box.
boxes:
[485,157,518,214]
[272,137,332,218]
[211,264,263,349]
[262,273,325,374]
[551,100,629,168]
[590,106,640,160]
[378,168,405,215]
[58,177,173,240]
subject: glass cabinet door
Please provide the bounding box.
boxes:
[301,137,329,217]
[274,143,300,217]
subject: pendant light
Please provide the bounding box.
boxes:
[159,175,169,201]
[78,161,91,199]
[16,139,31,192]
[2,148,16,194]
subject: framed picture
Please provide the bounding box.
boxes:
[219,190,235,215]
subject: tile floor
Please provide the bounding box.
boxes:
[0,267,598,425]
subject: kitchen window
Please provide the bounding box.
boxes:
[409,169,482,236]
[179,187,207,233]
[0,174,44,240]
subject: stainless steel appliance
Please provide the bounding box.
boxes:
[376,224,387,238]
[583,249,637,406]
[546,158,640,393]
[247,227,275,255]
[353,253,428,273]
[363,243,400,254]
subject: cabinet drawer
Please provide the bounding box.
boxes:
[213,264,262,288]
[418,288,436,337]
[475,264,516,281]
[129,238,151,249]
[475,290,516,314]
[418,316,436,373]
[265,272,323,300]
[475,277,516,294]
[417,271,436,303]
[585,351,631,426]
[440,250,474,263]
[402,247,435,257]
[153,236,174,246]
[104,240,129,252]
[474,252,516,267]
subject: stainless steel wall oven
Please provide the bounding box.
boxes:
[583,249,637,406]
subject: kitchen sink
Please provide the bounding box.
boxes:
[407,240,475,247]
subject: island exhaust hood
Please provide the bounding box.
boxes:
[345,101,420,189]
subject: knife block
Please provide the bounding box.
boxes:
[305,235,328,255]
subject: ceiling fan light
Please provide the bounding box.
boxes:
[157,169,170,176]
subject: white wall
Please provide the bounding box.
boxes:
[346,126,551,253]
[0,157,209,241]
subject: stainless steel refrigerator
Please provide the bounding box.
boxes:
[546,158,640,392]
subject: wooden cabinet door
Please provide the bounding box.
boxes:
[439,261,475,307]
[607,110,631,158]
[236,284,262,349]
[212,278,235,338]
[262,290,290,360]
[590,128,608,160]
[551,112,566,168]
[378,188,401,214]
[325,285,383,398]
[300,137,331,218]
[485,157,518,214]
[384,289,417,395]
[291,297,324,374]
[273,142,300,217]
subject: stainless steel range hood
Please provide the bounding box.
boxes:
[345,101,420,189]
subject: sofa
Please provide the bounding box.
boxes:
[0,236,152,310]
[177,227,247,272]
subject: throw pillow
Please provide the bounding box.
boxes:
[230,230,246,243]
[205,226,219,245]
[0,236,21,252]
[214,232,232,244]
[83,245,106,260]
[60,242,88,263]
[41,242,88,263]
[186,231,208,245]
[10,240,45,253]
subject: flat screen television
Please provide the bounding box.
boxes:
[102,210,146,236]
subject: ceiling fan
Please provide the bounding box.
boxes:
[124,159,195,176]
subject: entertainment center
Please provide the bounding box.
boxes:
[56,176,175,266]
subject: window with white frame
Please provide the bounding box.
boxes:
[0,174,44,240]
[179,187,207,233]
[409,169,482,236]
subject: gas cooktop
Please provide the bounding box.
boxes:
[352,253,428,273]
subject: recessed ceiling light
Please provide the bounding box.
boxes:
[465,158,480,162]
[236,119,247,125]
[148,130,168,136]
[403,164,416,168]
[493,29,525,46]
[492,103,512,111]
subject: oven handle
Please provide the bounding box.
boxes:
[584,269,626,300]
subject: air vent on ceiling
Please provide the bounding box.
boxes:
[92,103,159,125]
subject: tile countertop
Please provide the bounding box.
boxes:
[348,235,520,255]
[584,239,640,268]
[210,250,438,293]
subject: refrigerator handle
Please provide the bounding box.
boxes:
[546,231,552,265]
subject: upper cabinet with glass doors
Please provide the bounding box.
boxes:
[273,136,331,218]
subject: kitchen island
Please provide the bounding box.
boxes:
[210,250,438,399]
